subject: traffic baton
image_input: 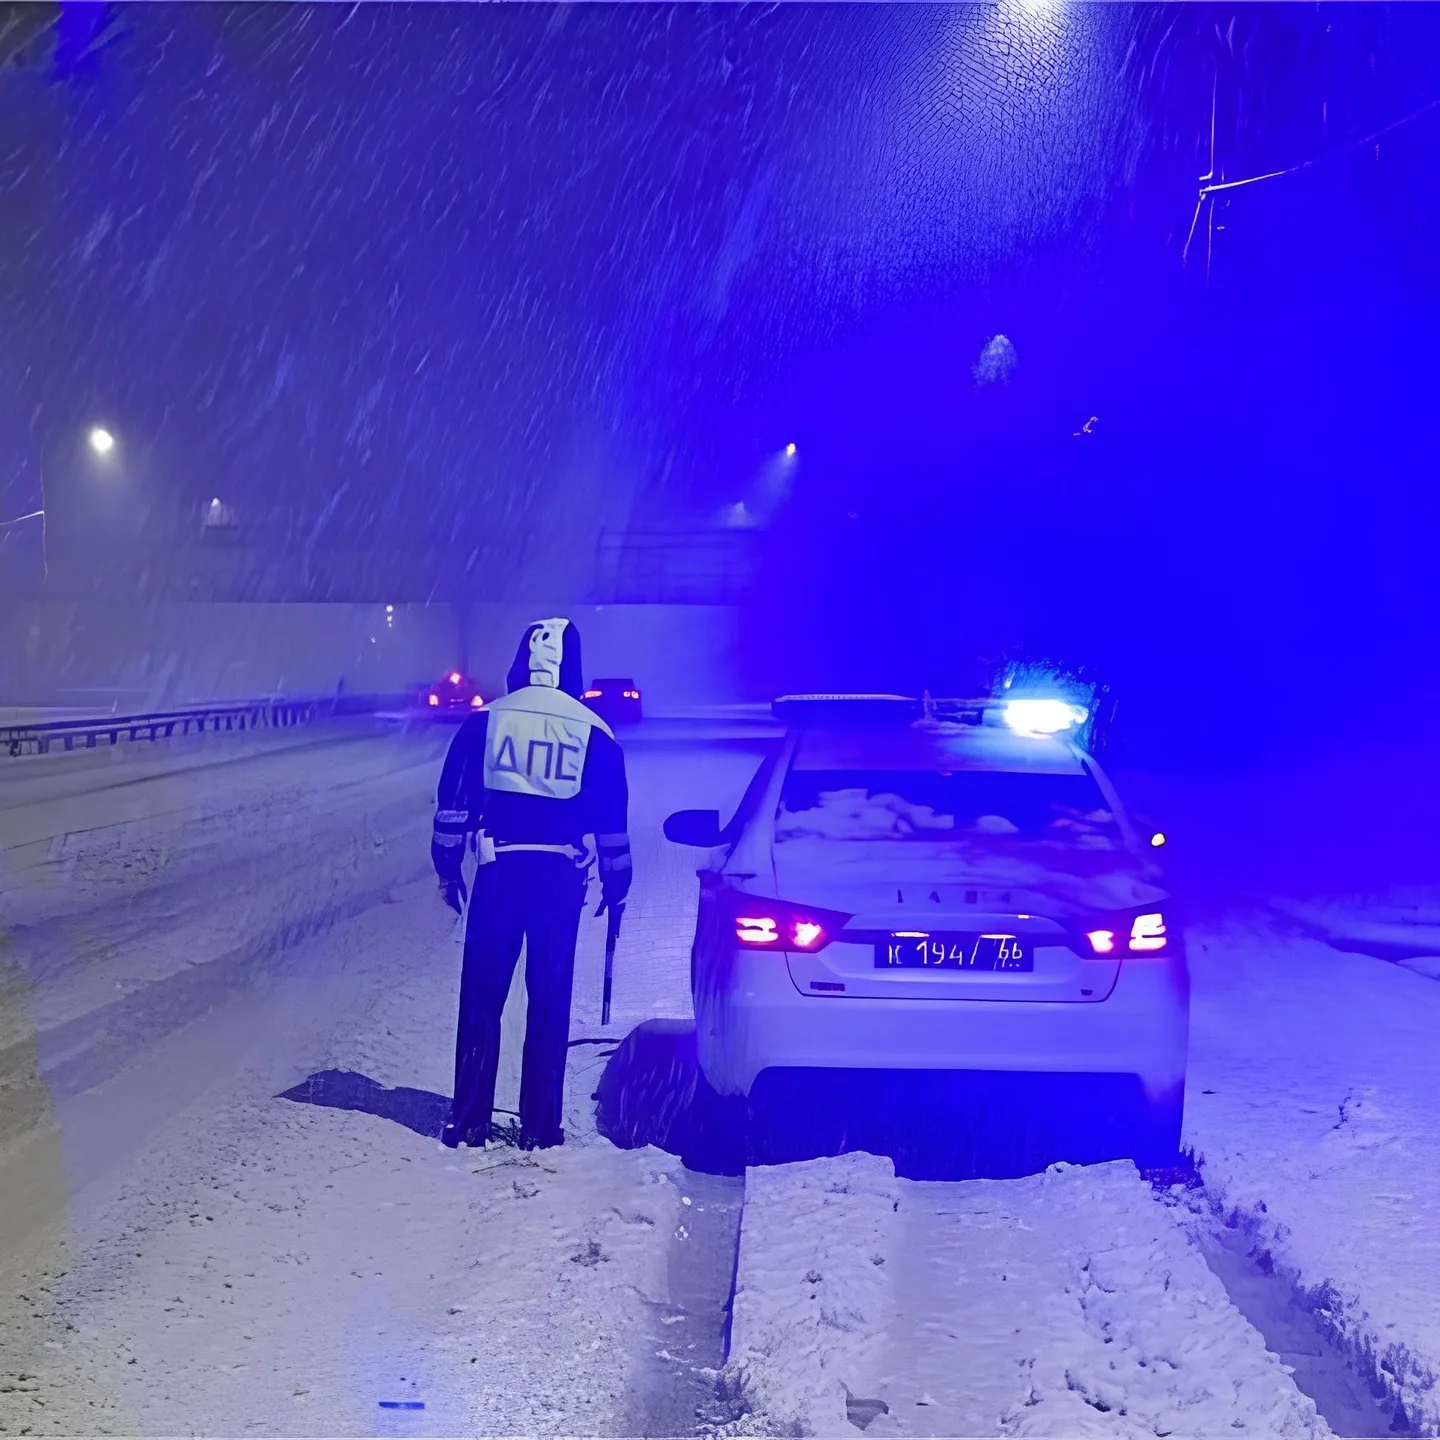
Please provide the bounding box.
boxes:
[601,901,625,1027]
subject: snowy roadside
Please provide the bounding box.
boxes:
[0,724,446,928]
[1,730,766,1436]
[1,876,701,1436]
[1269,890,1440,978]
[0,728,446,1178]
[1185,920,1440,1433]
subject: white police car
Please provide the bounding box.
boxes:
[664,694,1188,1166]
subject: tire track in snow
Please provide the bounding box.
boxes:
[1185,920,1440,1436]
[1169,1171,1424,1437]
[1175,1183,1413,1437]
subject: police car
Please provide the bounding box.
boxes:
[664,694,1188,1165]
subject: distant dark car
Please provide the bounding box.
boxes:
[425,671,486,716]
[582,678,643,727]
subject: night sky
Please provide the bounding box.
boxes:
[2,3,1439,768]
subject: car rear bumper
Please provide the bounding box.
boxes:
[695,948,1188,1098]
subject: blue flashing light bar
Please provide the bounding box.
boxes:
[772,692,1091,739]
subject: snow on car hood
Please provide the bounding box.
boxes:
[772,835,1167,917]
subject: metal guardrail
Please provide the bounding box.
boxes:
[0,694,398,758]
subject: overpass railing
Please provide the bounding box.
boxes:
[1,693,406,758]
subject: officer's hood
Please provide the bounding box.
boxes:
[506,618,584,698]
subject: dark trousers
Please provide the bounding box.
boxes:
[445,851,585,1148]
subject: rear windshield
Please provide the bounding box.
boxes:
[777,769,1123,851]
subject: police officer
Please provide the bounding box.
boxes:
[432,618,631,1150]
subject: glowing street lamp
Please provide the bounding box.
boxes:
[784,442,797,458]
[88,426,116,457]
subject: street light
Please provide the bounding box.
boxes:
[88,426,116,457]
[784,442,797,458]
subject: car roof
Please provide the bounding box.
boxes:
[592,677,634,686]
[790,723,1087,776]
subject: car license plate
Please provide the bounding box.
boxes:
[876,933,1032,972]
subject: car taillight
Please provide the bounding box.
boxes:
[1085,910,1169,957]
[1130,913,1167,952]
[736,915,780,945]
[730,894,851,952]
[583,689,602,699]
[427,693,439,707]
[624,690,640,699]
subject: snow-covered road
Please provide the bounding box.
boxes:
[0,721,762,1435]
[2,720,1437,1437]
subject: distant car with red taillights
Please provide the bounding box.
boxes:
[424,671,486,716]
[581,678,643,727]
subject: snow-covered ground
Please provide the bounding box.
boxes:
[0,722,763,1435]
[1183,919,1440,1434]
[726,1154,1331,1438]
[1269,891,1440,977]
[3,722,1439,1437]
[720,919,1440,1439]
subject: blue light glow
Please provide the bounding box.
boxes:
[1003,699,1088,737]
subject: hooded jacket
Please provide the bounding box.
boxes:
[431,619,631,881]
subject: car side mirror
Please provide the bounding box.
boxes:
[664,809,723,847]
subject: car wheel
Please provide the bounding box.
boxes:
[1133,1085,1184,1170]
[682,1081,746,1176]
[744,1076,848,1168]
[745,1098,783,1168]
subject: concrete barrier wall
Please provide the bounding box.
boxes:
[0,602,458,709]
[0,601,747,710]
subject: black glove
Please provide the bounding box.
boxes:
[594,870,631,918]
[440,874,468,916]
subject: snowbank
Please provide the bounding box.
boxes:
[1186,919,1440,1433]
[719,1153,1328,1439]
[722,1152,900,1435]
[982,1163,1329,1439]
